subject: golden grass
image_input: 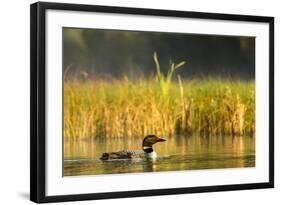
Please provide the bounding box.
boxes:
[64,77,255,140]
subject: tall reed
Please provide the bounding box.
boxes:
[153,52,185,97]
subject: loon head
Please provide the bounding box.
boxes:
[142,135,166,156]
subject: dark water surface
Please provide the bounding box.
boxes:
[64,136,255,176]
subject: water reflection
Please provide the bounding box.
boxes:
[64,135,255,176]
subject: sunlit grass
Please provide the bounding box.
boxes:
[64,76,255,140]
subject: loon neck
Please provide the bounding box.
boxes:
[143,146,154,153]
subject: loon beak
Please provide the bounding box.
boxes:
[157,138,166,142]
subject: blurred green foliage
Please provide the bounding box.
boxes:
[63,28,255,79]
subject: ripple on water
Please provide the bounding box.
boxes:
[64,135,255,176]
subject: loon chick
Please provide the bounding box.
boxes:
[100,135,166,160]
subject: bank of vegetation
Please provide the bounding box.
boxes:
[64,53,255,140]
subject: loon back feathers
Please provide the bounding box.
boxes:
[100,150,146,160]
[100,135,166,160]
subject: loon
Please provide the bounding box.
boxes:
[100,135,166,160]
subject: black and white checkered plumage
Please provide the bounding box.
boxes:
[100,135,166,160]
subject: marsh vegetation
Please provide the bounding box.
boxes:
[64,53,255,140]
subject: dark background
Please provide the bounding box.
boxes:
[63,27,255,80]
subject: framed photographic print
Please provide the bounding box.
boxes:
[30,1,274,203]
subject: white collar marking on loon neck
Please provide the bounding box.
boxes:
[143,146,157,158]
[143,146,153,152]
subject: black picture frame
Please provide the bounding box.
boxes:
[30,1,274,203]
